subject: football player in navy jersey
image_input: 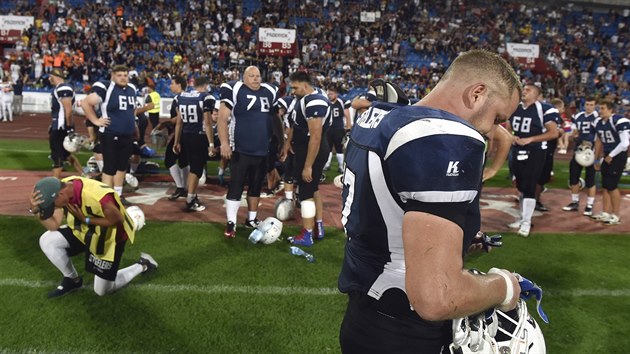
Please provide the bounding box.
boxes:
[156,76,190,201]
[277,95,298,203]
[218,66,278,237]
[535,96,564,212]
[338,50,522,353]
[173,77,215,212]
[81,65,139,203]
[562,97,599,215]
[48,68,83,178]
[592,99,629,225]
[506,84,559,237]
[323,86,351,173]
[283,72,331,246]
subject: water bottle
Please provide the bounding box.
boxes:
[248,229,264,244]
[289,246,315,263]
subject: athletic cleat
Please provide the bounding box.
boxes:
[244,218,261,228]
[218,173,224,185]
[290,228,313,247]
[517,222,531,238]
[48,276,83,298]
[535,202,549,212]
[319,174,326,183]
[562,202,579,212]
[604,214,620,225]
[314,221,325,240]
[591,212,610,221]
[224,221,236,238]
[337,167,344,174]
[168,188,186,201]
[185,197,206,212]
[507,220,521,229]
[583,205,593,216]
[138,252,158,273]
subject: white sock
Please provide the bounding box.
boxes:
[522,198,536,224]
[218,167,224,175]
[169,165,184,188]
[324,153,332,168]
[586,197,595,206]
[114,186,123,196]
[336,153,344,167]
[39,231,79,279]
[93,264,143,296]
[130,162,139,174]
[248,211,257,221]
[187,193,195,203]
[571,194,579,203]
[225,199,240,224]
[285,191,294,200]
[95,160,104,172]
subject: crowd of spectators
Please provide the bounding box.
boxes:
[1,0,629,114]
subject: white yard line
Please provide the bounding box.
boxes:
[1,278,629,297]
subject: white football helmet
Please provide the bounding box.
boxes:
[333,174,344,189]
[450,299,546,354]
[274,197,294,221]
[126,206,145,231]
[63,134,88,153]
[575,144,595,167]
[150,127,168,148]
[86,156,100,173]
[248,217,283,244]
[125,173,139,189]
[258,217,283,244]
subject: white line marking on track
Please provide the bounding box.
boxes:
[2,278,630,297]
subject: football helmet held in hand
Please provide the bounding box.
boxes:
[63,133,88,153]
[575,143,595,167]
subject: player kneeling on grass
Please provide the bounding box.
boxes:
[29,176,157,298]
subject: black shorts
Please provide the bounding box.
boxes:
[59,227,126,282]
[100,133,134,175]
[164,136,188,169]
[226,152,267,200]
[148,112,160,130]
[511,148,546,198]
[283,151,296,184]
[340,289,451,354]
[537,149,555,186]
[569,156,596,188]
[181,133,209,177]
[49,129,70,168]
[601,152,627,191]
[327,128,346,153]
[293,140,328,200]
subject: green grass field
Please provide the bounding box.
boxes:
[1,139,629,353]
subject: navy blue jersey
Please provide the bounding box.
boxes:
[91,81,138,135]
[276,95,294,129]
[572,110,599,145]
[338,105,485,297]
[594,114,630,154]
[509,101,559,150]
[50,83,74,131]
[290,90,330,146]
[329,97,347,130]
[220,81,278,156]
[174,91,215,134]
